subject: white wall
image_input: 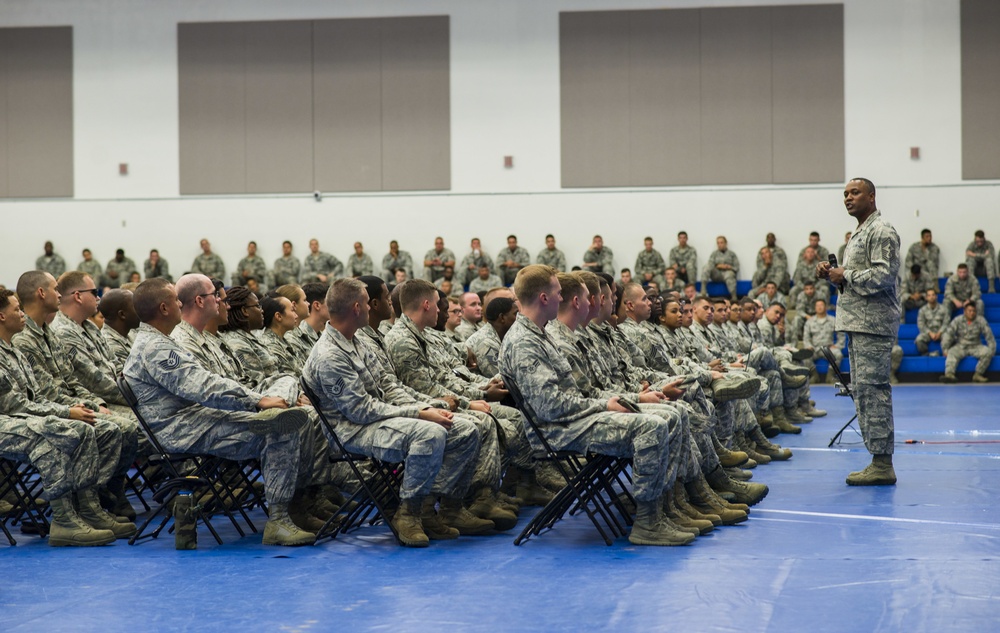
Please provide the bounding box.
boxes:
[1,0,996,287]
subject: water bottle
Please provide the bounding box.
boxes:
[173,491,197,550]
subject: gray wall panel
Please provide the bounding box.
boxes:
[178,22,246,195]
[628,9,701,186]
[961,0,1000,180]
[0,35,8,198]
[772,4,844,184]
[244,20,314,194]
[5,27,73,198]
[381,16,450,191]
[314,18,383,192]
[700,7,773,185]
[560,11,630,188]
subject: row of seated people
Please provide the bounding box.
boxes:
[28,225,996,299]
[1,260,833,547]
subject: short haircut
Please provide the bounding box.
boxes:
[620,267,631,274]
[301,282,328,308]
[507,234,517,241]
[712,297,728,306]
[849,177,876,196]
[677,231,687,238]
[920,229,931,237]
[56,270,90,296]
[133,278,173,323]
[0,288,15,311]
[622,282,645,303]
[964,300,978,311]
[957,263,969,270]
[399,279,438,312]
[557,272,586,301]
[486,296,515,322]
[767,300,787,311]
[248,241,257,247]
[596,272,615,289]
[273,284,303,305]
[16,271,52,306]
[261,296,283,328]
[683,283,696,291]
[358,276,386,306]
[810,231,820,238]
[693,296,711,308]
[283,240,292,248]
[98,289,132,319]
[545,234,554,240]
[975,229,985,239]
[326,278,367,317]
[741,298,757,309]
[575,270,600,299]
[803,280,815,288]
[175,274,207,306]
[513,264,558,305]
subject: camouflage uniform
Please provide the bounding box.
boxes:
[0,413,112,502]
[942,315,996,376]
[423,248,456,282]
[802,314,843,369]
[495,247,531,286]
[381,251,414,283]
[102,326,132,374]
[143,258,172,281]
[535,248,567,272]
[915,302,951,355]
[125,323,316,504]
[944,273,984,315]
[285,321,321,369]
[902,271,935,310]
[0,338,124,487]
[790,259,830,304]
[835,210,900,456]
[190,253,226,281]
[750,262,789,297]
[356,325,452,405]
[105,257,138,289]
[454,318,481,341]
[905,241,941,281]
[258,328,302,376]
[302,324,479,500]
[469,274,503,294]
[78,259,105,287]
[345,253,374,278]
[635,248,666,284]
[221,329,281,386]
[668,245,698,283]
[459,249,494,286]
[703,249,740,298]
[301,252,343,283]
[50,311,128,408]
[499,314,671,502]
[965,239,996,291]
[582,246,614,274]
[755,246,790,293]
[14,315,139,469]
[797,245,830,269]
[789,290,820,345]
[754,290,787,311]
[465,324,502,379]
[36,253,66,278]
[233,255,268,288]
[272,256,302,287]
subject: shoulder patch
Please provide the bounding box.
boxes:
[158,350,181,371]
[330,377,346,397]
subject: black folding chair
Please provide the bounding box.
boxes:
[0,458,50,545]
[501,373,632,546]
[300,377,403,545]
[116,374,257,545]
[822,346,859,447]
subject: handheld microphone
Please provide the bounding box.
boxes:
[828,254,844,292]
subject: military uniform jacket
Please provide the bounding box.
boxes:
[454,318,480,341]
[707,249,740,276]
[258,328,301,376]
[144,258,172,281]
[757,318,785,348]
[286,321,320,368]
[171,320,247,383]
[668,246,698,280]
[465,324,502,379]
[235,255,268,284]
[535,248,567,272]
[191,254,226,281]
[102,326,132,374]
[385,315,484,407]
[221,328,280,385]
[36,254,66,278]
[965,240,995,262]
[124,323,263,423]
[356,325,442,406]
[459,250,494,278]
[752,263,785,290]
[301,252,343,282]
[792,260,821,292]
[802,316,841,349]
[469,274,503,294]
[834,211,901,336]
[942,316,996,353]
[903,271,935,296]
[105,257,138,288]
[496,247,531,274]
[345,253,374,278]
[755,291,787,311]
[498,314,608,447]
[78,260,104,284]
[0,337,74,418]
[273,256,302,287]
[795,291,820,316]
[917,303,951,335]
[905,242,941,280]
[423,248,456,280]
[301,324,427,440]
[13,316,103,408]
[49,311,125,406]
[798,245,830,268]
[756,246,789,276]
[381,251,414,281]
[582,247,614,273]
[619,318,708,385]
[634,249,666,278]
[944,274,981,304]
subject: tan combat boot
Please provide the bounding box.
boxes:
[48,495,116,547]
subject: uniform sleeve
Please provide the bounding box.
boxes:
[305,349,421,425]
[503,340,606,425]
[844,226,899,297]
[141,343,262,411]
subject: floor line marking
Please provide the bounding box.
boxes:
[755,508,1000,529]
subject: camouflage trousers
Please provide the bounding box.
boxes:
[100,406,143,472]
[153,406,314,504]
[914,333,940,355]
[945,343,993,376]
[704,268,737,297]
[339,416,479,500]
[461,410,502,492]
[0,415,117,500]
[558,412,671,502]
[638,402,697,487]
[847,333,895,455]
[966,254,996,285]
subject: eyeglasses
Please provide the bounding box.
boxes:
[448,309,462,315]
[245,303,262,311]
[197,291,221,301]
[75,289,100,297]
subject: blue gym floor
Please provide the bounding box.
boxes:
[3,385,999,633]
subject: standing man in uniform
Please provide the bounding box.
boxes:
[818,178,900,486]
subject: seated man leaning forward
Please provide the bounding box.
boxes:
[123,278,320,546]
